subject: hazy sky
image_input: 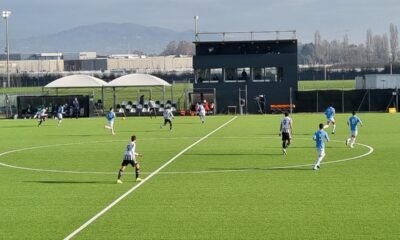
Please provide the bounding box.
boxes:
[1,0,400,43]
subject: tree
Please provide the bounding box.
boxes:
[161,41,177,56]
[366,29,373,66]
[175,41,195,55]
[298,43,315,64]
[314,31,322,64]
[160,41,195,56]
[390,23,398,62]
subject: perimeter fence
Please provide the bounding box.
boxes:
[295,89,399,113]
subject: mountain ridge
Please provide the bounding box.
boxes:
[12,22,194,55]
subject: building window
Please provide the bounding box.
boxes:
[196,68,222,83]
[225,68,236,81]
[224,68,250,82]
[196,69,210,83]
[210,68,222,82]
[252,67,283,82]
[237,68,250,82]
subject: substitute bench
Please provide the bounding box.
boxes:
[270,104,296,114]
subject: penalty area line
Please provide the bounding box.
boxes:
[63,116,237,240]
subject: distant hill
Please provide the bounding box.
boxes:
[12,23,194,55]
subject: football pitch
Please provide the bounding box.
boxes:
[0,113,399,239]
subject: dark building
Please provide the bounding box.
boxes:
[64,59,107,71]
[193,31,298,114]
[0,53,21,61]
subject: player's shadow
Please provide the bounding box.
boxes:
[23,180,114,184]
[186,153,283,156]
[0,125,36,128]
[255,133,313,137]
[118,130,157,133]
[63,134,103,137]
[208,167,312,171]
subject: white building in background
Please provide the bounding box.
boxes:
[31,52,63,60]
[108,54,144,59]
[356,74,400,89]
[78,52,97,60]
[0,60,63,73]
[0,54,193,74]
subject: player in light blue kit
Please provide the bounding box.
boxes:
[346,111,363,148]
[104,107,116,135]
[313,123,330,170]
[56,104,66,127]
[324,104,336,134]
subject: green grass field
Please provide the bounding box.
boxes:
[298,80,355,91]
[0,113,399,239]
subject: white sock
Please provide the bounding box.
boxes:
[332,124,336,132]
[314,153,325,167]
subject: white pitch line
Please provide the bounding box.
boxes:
[0,137,374,175]
[63,116,237,240]
[152,141,374,174]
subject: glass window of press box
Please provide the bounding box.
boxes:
[253,67,283,82]
[196,67,283,83]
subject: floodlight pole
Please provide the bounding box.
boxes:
[2,11,11,88]
[194,16,199,42]
[396,86,399,113]
[289,87,293,114]
[101,86,105,112]
[113,87,116,110]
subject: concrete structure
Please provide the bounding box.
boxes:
[106,55,192,73]
[0,55,192,74]
[28,53,63,60]
[0,60,63,73]
[356,74,400,89]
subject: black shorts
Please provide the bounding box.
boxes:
[121,160,137,167]
[281,132,291,141]
[164,119,172,125]
[121,155,137,167]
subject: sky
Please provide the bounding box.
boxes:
[1,0,400,43]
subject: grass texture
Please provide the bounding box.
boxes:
[0,113,399,239]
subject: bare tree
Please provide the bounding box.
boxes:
[161,41,195,56]
[161,41,177,56]
[175,41,195,55]
[366,29,373,66]
[314,31,321,64]
[341,34,350,64]
[390,23,398,62]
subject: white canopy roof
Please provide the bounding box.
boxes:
[106,73,171,87]
[44,75,107,88]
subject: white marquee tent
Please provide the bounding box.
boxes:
[106,73,171,108]
[44,74,172,112]
[44,75,107,88]
[44,75,108,112]
[106,73,171,87]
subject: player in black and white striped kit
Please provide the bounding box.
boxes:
[279,112,293,155]
[117,135,142,184]
[160,106,174,131]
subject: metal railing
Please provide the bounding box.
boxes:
[195,30,296,42]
